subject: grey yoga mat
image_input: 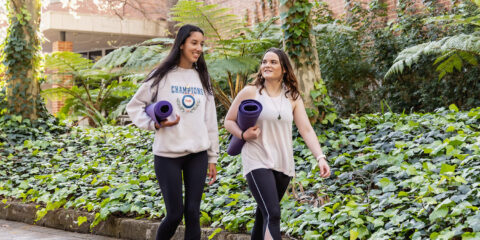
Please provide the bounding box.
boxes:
[227,99,263,156]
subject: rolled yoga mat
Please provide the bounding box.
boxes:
[145,101,174,125]
[227,99,263,156]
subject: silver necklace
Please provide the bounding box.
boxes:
[267,89,282,120]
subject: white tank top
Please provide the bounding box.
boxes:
[241,86,295,177]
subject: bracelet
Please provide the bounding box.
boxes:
[316,154,326,161]
[241,131,245,141]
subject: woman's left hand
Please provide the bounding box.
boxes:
[207,163,217,185]
[318,158,331,178]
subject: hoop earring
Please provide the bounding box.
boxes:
[194,62,198,69]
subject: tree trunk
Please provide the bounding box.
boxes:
[290,33,322,109]
[167,0,180,36]
[280,0,329,111]
[4,0,45,120]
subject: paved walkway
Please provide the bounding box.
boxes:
[0,219,120,240]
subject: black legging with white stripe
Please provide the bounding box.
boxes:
[246,168,292,240]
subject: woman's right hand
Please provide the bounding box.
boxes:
[155,114,180,129]
[243,126,261,141]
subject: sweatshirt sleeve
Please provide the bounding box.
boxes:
[205,93,220,164]
[126,81,156,131]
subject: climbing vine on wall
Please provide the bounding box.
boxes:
[279,0,314,65]
[1,0,47,120]
[279,0,337,124]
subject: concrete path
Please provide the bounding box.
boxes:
[0,219,120,240]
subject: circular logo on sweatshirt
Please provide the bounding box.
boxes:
[182,95,195,109]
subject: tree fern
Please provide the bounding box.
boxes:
[93,38,172,72]
[170,0,244,43]
[208,56,258,78]
[45,51,92,74]
[44,51,132,126]
[386,0,480,79]
[385,33,480,79]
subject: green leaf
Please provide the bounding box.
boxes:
[449,104,459,112]
[439,164,456,174]
[429,206,449,222]
[208,228,223,239]
[466,214,480,232]
[305,230,322,240]
[445,125,456,132]
[77,216,88,226]
[462,232,480,240]
[350,229,359,240]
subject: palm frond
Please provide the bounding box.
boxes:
[385,33,480,79]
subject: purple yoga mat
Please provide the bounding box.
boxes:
[227,99,263,156]
[145,101,174,125]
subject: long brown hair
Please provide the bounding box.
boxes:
[251,48,300,100]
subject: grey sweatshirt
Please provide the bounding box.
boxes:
[126,67,219,163]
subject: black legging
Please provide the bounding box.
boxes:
[153,151,208,240]
[246,168,292,240]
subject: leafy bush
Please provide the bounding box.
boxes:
[43,52,138,126]
[313,0,480,115]
[2,105,480,239]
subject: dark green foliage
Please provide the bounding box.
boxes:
[314,0,480,116]
[1,106,480,239]
[314,23,375,115]
[382,56,480,113]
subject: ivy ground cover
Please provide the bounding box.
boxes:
[1,105,480,239]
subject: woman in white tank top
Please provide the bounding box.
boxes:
[224,48,331,240]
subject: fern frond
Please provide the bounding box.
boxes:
[123,46,167,72]
[385,33,480,79]
[41,87,71,100]
[207,56,259,80]
[141,38,174,46]
[45,51,92,74]
[435,51,479,79]
[313,23,356,34]
[122,73,148,82]
[93,38,172,72]
[170,0,244,43]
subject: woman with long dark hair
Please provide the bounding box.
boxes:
[224,48,331,239]
[127,24,219,240]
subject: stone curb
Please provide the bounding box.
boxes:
[0,201,252,240]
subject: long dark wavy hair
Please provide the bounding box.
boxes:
[144,24,212,95]
[252,48,300,100]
